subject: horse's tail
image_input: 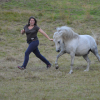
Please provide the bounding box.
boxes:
[91,31,99,45]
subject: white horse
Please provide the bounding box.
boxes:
[53,26,100,74]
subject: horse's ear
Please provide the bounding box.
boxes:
[56,27,61,32]
[58,31,63,37]
[56,27,59,30]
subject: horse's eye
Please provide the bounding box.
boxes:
[58,41,60,44]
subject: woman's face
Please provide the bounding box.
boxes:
[30,18,35,26]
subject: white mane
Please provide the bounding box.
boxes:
[53,26,79,40]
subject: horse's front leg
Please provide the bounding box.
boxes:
[55,51,64,69]
[69,52,75,74]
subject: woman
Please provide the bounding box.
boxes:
[17,16,53,70]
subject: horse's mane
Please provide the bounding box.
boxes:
[55,26,79,40]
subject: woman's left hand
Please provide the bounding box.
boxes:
[49,39,53,41]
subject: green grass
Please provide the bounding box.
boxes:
[0,0,100,100]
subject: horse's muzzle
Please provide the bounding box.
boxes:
[56,50,60,52]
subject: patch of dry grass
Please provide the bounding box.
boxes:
[0,35,100,100]
[0,0,100,99]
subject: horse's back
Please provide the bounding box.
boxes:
[75,35,97,56]
[79,35,96,47]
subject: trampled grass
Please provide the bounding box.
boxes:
[0,0,100,100]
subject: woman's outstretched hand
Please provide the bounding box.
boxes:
[49,39,53,41]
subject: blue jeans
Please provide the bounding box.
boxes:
[22,40,51,68]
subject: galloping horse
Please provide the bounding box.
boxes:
[53,26,100,74]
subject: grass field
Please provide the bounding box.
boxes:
[0,0,100,100]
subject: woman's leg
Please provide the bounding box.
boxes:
[22,40,39,68]
[33,47,51,66]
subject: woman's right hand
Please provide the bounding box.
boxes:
[21,29,25,34]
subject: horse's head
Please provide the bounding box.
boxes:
[53,26,79,52]
[53,31,63,52]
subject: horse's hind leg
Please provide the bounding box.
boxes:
[83,54,91,71]
[69,52,75,74]
[91,47,100,62]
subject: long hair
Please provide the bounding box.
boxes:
[27,16,37,26]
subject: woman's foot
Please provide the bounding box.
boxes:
[17,66,25,70]
[47,64,51,68]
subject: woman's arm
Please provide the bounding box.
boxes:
[38,28,53,41]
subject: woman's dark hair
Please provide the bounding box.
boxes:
[27,16,37,26]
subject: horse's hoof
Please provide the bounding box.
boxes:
[84,70,89,72]
[69,70,73,74]
[55,66,59,69]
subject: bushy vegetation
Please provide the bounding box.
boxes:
[0,0,100,100]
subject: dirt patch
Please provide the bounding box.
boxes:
[5,56,21,63]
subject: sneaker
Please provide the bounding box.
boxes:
[17,66,25,70]
[47,64,51,68]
